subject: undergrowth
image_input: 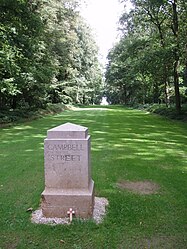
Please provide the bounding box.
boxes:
[0,103,69,126]
[136,104,187,122]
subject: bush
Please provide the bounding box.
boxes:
[140,104,187,122]
[0,103,67,126]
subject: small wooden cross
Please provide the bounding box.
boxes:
[67,208,75,222]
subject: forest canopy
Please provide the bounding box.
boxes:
[105,0,187,113]
[0,0,103,111]
[1,0,187,118]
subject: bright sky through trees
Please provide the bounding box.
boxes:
[81,0,132,65]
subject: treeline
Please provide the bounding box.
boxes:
[0,0,103,111]
[105,0,187,113]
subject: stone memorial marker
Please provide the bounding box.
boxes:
[41,122,94,218]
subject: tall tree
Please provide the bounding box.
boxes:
[171,0,181,113]
[0,0,103,111]
[39,0,102,105]
[0,0,54,109]
[105,0,187,109]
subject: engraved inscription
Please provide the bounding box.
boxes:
[47,154,81,162]
[46,143,83,164]
[47,144,83,151]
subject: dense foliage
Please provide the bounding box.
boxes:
[105,0,187,113]
[0,0,103,111]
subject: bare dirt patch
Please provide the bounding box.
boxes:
[116,180,160,195]
[118,235,186,249]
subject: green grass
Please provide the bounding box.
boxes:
[0,106,187,249]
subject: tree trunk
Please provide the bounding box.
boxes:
[153,82,160,104]
[122,85,127,105]
[157,22,171,107]
[184,44,187,86]
[173,53,181,112]
[76,85,79,104]
[12,96,17,109]
[164,80,170,107]
[172,0,181,113]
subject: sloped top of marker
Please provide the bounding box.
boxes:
[47,122,88,139]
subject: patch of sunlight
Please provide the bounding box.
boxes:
[146,146,159,150]
[32,134,45,138]
[92,147,101,152]
[117,154,135,160]
[144,125,157,128]
[135,152,155,156]
[93,131,107,134]
[182,166,187,172]
[173,134,187,139]
[125,155,138,159]
[2,140,10,144]
[113,144,124,148]
[164,142,177,145]
[178,152,187,158]
[144,132,165,138]
[161,163,187,172]
[0,153,8,158]
[102,189,118,194]
[13,126,33,130]
[74,107,110,111]
[2,132,14,136]
[165,148,179,154]
[122,138,157,143]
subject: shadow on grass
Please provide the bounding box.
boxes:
[0,106,187,249]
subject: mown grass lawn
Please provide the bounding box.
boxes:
[0,106,187,249]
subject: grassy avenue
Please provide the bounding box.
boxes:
[0,106,187,248]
